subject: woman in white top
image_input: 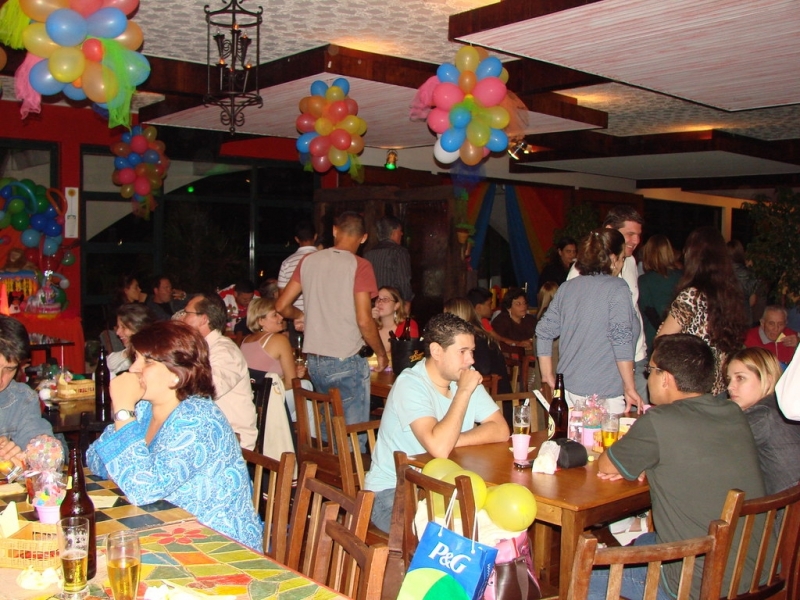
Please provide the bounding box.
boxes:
[107,304,157,376]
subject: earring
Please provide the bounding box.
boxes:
[173,376,180,385]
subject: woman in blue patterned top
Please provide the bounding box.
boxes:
[87,320,262,551]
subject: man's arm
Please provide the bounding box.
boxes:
[354,290,388,371]
[276,280,303,320]
[597,450,623,480]
[455,410,509,447]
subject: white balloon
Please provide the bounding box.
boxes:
[433,138,459,164]
[59,278,70,289]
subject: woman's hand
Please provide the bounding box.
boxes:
[110,372,144,412]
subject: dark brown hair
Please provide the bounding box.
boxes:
[130,321,215,401]
[575,228,625,275]
[641,234,677,277]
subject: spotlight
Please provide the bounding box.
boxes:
[508,141,533,160]
[384,150,398,170]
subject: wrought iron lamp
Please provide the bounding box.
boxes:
[205,0,263,134]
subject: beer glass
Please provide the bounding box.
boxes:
[106,531,141,600]
[512,405,531,435]
[601,413,620,449]
[58,516,90,599]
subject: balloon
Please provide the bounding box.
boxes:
[130,135,147,154]
[20,0,69,23]
[59,278,70,289]
[296,113,316,133]
[449,105,471,129]
[111,141,130,157]
[472,77,507,107]
[142,126,157,142]
[46,9,88,47]
[314,117,334,137]
[127,152,141,166]
[23,23,60,58]
[21,229,42,248]
[120,183,134,198]
[45,221,62,237]
[61,250,75,266]
[458,70,476,94]
[432,82,464,112]
[0,212,10,229]
[356,117,367,136]
[82,61,118,103]
[151,140,165,153]
[475,56,503,80]
[440,127,466,153]
[436,62,459,84]
[11,213,30,231]
[338,115,359,135]
[466,120,490,147]
[486,128,509,153]
[485,106,510,130]
[44,206,57,218]
[86,7,127,38]
[332,77,350,96]
[142,149,159,164]
[328,147,348,167]
[308,135,331,158]
[48,47,85,82]
[325,85,344,102]
[0,47,5,71]
[133,176,150,196]
[70,0,102,17]
[329,129,351,151]
[327,100,348,124]
[42,238,59,256]
[455,46,480,73]
[476,47,489,61]
[311,154,331,173]
[426,107,450,135]
[118,167,136,184]
[499,68,509,84]
[113,156,129,170]
[335,158,351,173]
[421,458,461,480]
[433,138,460,164]
[442,470,488,514]
[29,59,66,95]
[307,96,325,118]
[123,50,150,86]
[132,125,142,135]
[460,141,484,166]
[30,214,48,232]
[63,83,87,101]
[298,96,310,114]
[101,0,139,16]
[484,484,537,531]
[348,133,364,155]
[310,80,327,97]
[114,20,143,50]
[344,98,358,116]
[7,198,25,214]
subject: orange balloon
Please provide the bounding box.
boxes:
[458,70,476,94]
[23,23,59,58]
[460,141,483,166]
[298,96,310,114]
[19,0,68,22]
[307,96,326,118]
[114,21,144,51]
[348,133,364,154]
[82,61,119,103]
[0,47,6,71]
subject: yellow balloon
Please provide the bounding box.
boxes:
[23,23,59,58]
[314,117,334,136]
[82,61,118,103]
[328,147,348,167]
[19,0,69,22]
[466,120,490,147]
[484,484,537,531]
[485,106,510,130]
[325,85,344,102]
[48,47,85,83]
[356,117,367,136]
[433,469,488,517]
[421,458,461,480]
[337,115,359,135]
[499,68,509,84]
[455,46,480,73]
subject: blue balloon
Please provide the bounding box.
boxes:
[86,7,127,39]
[46,9,87,47]
[441,127,466,153]
[42,238,59,257]
[131,125,142,136]
[475,56,503,80]
[309,80,328,97]
[335,157,351,173]
[50,234,64,246]
[143,150,160,164]
[121,132,132,143]
[45,221,63,237]
[127,152,142,166]
[29,60,66,96]
[296,132,317,153]
[44,206,58,219]
[0,186,11,200]
[486,128,509,153]
[21,229,41,248]
[332,78,350,96]
[124,51,150,86]
[62,83,87,101]
[114,156,130,170]
[449,106,472,129]
[30,214,47,232]
[437,63,459,84]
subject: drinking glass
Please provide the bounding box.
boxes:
[106,531,141,600]
[0,432,24,483]
[601,413,620,449]
[58,516,90,599]
[512,405,531,435]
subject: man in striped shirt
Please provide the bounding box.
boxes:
[277,221,317,343]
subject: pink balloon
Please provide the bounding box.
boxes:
[472,77,507,107]
[118,167,135,184]
[311,154,331,173]
[427,107,450,134]
[329,129,352,151]
[308,135,331,158]
[133,176,150,196]
[295,113,316,133]
[101,0,138,15]
[432,82,464,112]
[130,135,148,154]
[70,0,102,17]
[344,98,358,116]
[82,37,102,61]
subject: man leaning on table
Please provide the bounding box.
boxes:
[365,313,510,533]
[596,333,765,600]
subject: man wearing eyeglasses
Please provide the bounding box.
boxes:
[0,316,64,462]
[594,334,765,600]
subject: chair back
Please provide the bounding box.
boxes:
[500,343,534,392]
[719,483,800,600]
[567,519,731,600]
[312,517,389,600]
[482,373,500,396]
[286,461,374,576]
[241,448,295,561]
[333,415,380,496]
[250,375,273,453]
[292,378,344,490]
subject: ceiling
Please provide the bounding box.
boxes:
[2,0,800,200]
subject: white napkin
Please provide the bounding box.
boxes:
[532,440,559,474]
[88,493,118,509]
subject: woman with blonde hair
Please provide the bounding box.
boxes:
[240,296,304,388]
[373,286,418,356]
[638,235,682,352]
[727,347,800,494]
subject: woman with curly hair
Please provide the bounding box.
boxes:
[657,226,748,395]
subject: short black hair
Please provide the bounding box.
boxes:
[651,334,715,394]
[467,287,492,307]
[0,316,30,364]
[294,221,316,243]
[423,313,474,357]
[233,279,256,294]
[375,216,402,242]
[501,288,527,310]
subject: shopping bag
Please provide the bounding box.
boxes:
[483,531,541,600]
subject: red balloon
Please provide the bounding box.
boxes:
[118,167,136,184]
[344,98,358,116]
[130,135,148,154]
[133,176,150,196]
[71,0,103,17]
[134,163,148,176]
[111,170,122,185]
[327,100,348,124]
[82,38,103,62]
[111,141,130,157]
[311,154,331,173]
[329,129,351,151]
[309,135,332,158]
[151,140,165,153]
[101,0,139,16]
[295,113,316,133]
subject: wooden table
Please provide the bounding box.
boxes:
[370,369,396,399]
[411,432,651,599]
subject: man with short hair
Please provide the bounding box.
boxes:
[596,334,765,600]
[179,293,257,450]
[0,316,65,460]
[365,313,510,532]
[744,305,798,365]
[218,279,258,334]
[364,216,413,306]
[146,275,186,321]
[277,221,317,343]
[277,212,388,432]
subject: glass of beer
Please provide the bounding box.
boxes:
[513,405,531,435]
[601,413,620,449]
[58,516,90,599]
[106,531,141,600]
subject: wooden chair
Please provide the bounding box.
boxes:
[333,415,380,496]
[285,461,374,576]
[312,517,389,600]
[491,391,546,432]
[250,375,273,454]
[240,448,295,562]
[78,411,112,462]
[292,378,345,490]
[566,519,731,600]
[500,343,536,392]
[718,483,800,600]
[482,373,500,396]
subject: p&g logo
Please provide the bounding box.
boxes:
[428,541,471,574]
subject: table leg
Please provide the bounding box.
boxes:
[532,521,553,585]
[558,510,588,600]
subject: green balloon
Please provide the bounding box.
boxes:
[0,212,11,229]
[11,212,30,231]
[7,198,25,214]
[34,194,49,214]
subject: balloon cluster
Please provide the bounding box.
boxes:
[427,47,511,166]
[0,178,67,258]
[110,124,169,216]
[295,78,367,174]
[19,0,147,116]
[421,458,537,531]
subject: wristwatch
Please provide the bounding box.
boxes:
[114,408,135,422]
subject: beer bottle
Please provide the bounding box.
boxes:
[549,373,569,439]
[61,447,96,579]
[95,346,111,422]
[399,317,412,340]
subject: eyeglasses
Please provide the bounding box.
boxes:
[174,309,203,317]
[643,365,665,378]
[375,297,395,304]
